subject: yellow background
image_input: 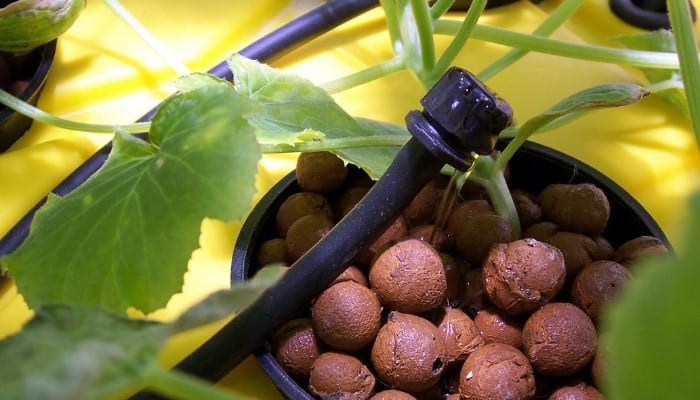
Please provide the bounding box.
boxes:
[1,0,698,398]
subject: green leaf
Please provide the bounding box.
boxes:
[614,30,689,119]
[496,83,649,169]
[172,72,231,93]
[229,54,406,179]
[0,266,285,400]
[171,265,287,333]
[2,82,261,314]
[0,0,85,53]
[603,191,700,399]
[0,304,166,400]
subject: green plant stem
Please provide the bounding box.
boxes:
[469,156,521,237]
[259,134,408,153]
[435,21,682,69]
[429,0,456,20]
[667,0,700,146]
[379,0,402,53]
[646,78,684,93]
[0,88,149,134]
[143,366,247,400]
[321,56,406,94]
[430,0,486,85]
[101,0,191,76]
[409,0,437,75]
[477,0,584,81]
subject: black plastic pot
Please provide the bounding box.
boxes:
[230,140,669,400]
[0,40,57,152]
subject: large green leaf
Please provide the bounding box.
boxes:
[2,81,261,313]
[229,54,406,179]
[603,192,700,399]
[0,266,285,400]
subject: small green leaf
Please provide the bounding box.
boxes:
[0,0,85,53]
[2,82,261,313]
[0,266,284,400]
[604,191,700,399]
[229,54,406,179]
[497,83,649,169]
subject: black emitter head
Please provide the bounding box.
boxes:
[406,67,513,170]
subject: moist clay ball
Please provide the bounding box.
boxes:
[369,239,447,314]
[308,352,376,399]
[285,214,335,262]
[275,191,334,237]
[432,306,484,365]
[458,342,536,400]
[371,311,447,393]
[296,151,349,194]
[473,306,523,349]
[570,260,632,322]
[483,238,566,316]
[538,183,610,236]
[311,280,382,352]
[271,318,323,380]
[522,302,597,377]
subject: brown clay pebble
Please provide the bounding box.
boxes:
[445,199,494,237]
[408,224,451,252]
[271,318,323,380]
[538,183,610,236]
[463,267,488,315]
[523,221,560,242]
[308,352,376,399]
[548,382,604,400]
[456,213,516,266]
[511,188,542,229]
[256,238,287,267]
[275,191,334,237]
[473,306,523,349]
[522,302,597,377]
[440,253,468,307]
[371,311,446,393]
[613,235,669,268]
[334,185,370,219]
[592,235,615,261]
[483,238,566,315]
[311,280,382,352]
[355,215,408,265]
[546,231,599,282]
[403,178,442,227]
[332,265,369,287]
[570,260,631,322]
[285,214,335,262]
[459,342,536,400]
[369,389,417,399]
[296,151,349,193]
[433,306,484,365]
[369,239,446,314]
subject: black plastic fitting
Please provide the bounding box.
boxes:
[407,67,512,170]
[610,0,697,30]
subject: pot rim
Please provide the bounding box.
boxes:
[228,140,669,400]
[0,39,57,150]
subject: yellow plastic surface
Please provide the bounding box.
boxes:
[0,0,698,398]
